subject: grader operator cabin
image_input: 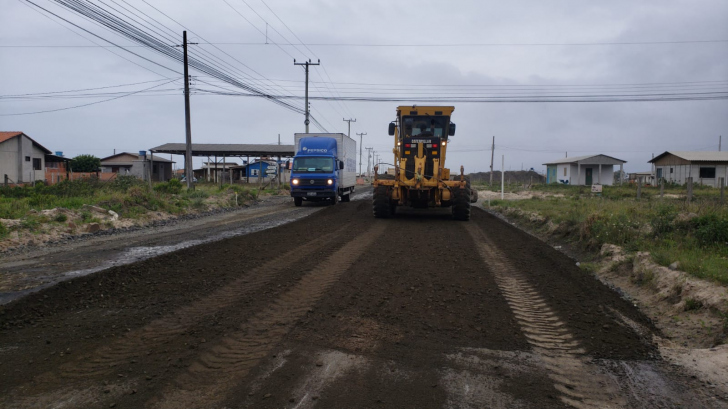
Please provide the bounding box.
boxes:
[373,106,472,220]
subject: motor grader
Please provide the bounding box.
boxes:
[373,106,471,220]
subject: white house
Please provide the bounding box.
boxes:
[543,154,626,186]
[0,132,52,184]
[649,151,728,187]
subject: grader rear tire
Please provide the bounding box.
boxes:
[373,186,392,218]
[452,187,471,221]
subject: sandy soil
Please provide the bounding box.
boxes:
[0,194,725,408]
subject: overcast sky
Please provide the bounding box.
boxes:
[1,0,727,174]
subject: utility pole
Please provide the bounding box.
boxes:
[489,136,495,186]
[356,132,366,176]
[366,147,373,178]
[343,118,356,137]
[293,59,320,133]
[181,31,195,190]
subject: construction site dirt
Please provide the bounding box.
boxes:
[0,191,725,408]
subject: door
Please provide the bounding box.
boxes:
[586,168,593,185]
[547,166,557,184]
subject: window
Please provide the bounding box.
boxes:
[670,167,673,174]
[32,158,42,170]
[699,167,716,179]
[25,156,30,162]
[656,168,662,179]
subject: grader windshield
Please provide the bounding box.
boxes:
[402,116,450,138]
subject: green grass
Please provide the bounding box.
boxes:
[0,177,259,233]
[487,184,728,284]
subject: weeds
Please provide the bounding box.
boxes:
[54,214,68,223]
[488,185,728,284]
[684,298,703,311]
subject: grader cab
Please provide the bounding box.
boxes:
[373,106,471,220]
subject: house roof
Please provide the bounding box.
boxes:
[0,131,52,154]
[649,151,728,163]
[0,132,23,144]
[543,154,626,165]
[150,143,295,157]
[100,152,174,163]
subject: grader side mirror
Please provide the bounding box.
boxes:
[388,122,396,136]
[448,123,456,136]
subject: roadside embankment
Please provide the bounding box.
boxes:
[0,177,287,253]
[478,185,728,348]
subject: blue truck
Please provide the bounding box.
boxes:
[290,133,357,206]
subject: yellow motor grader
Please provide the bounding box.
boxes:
[373,106,471,220]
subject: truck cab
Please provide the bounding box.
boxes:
[290,136,352,206]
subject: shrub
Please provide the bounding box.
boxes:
[54,214,68,223]
[0,221,7,238]
[692,214,728,246]
[154,179,183,195]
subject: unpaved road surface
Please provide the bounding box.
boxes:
[0,193,725,408]
[0,194,336,305]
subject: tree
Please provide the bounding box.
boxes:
[71,154,101,172]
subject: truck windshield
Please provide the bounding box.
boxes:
[292,157,334,172]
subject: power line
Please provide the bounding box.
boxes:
[0,78,177,116]
[6,39,728,47]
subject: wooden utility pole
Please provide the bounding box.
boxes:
[489,136,495,186]
[293,59,320,133]
[357,132,366,177]
[182,31,194,190]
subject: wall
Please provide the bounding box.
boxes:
[656,163,728,186]
[568,164,616,186]
[0,139,18,182]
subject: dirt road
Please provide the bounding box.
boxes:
[0,193,725,408]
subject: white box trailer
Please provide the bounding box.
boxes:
[294,133,357,191]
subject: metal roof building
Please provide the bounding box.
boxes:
[648,151,728,187]
[149,143,295,158]
[543,154,626,186]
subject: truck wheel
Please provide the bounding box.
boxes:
[331,193,339,206]
[373,186,392,218]
[341,192,351,202]
[452,187,471,221]
[294,197,303,207]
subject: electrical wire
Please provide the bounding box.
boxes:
[0,78,178,116]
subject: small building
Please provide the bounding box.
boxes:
[45,152,73,184]
[100,152,174,182]
[649,151,728,187]
[0,131,52,184]
[628,171,655,185]
[543,154,626,186]
[201,160,239,182]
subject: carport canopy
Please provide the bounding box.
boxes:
[149,143,295,158]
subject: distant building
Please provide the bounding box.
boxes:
[543,154,626,186]
[0,131,52,184]
[628,171,655,185]
[99,152,174,182]
[649,151,728,187]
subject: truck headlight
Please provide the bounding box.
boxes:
[327,179,333,185]
[292,179,299,185]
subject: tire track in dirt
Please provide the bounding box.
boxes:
[149,222,387,409]
[2,222,355,408]
[466,223,626,409]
